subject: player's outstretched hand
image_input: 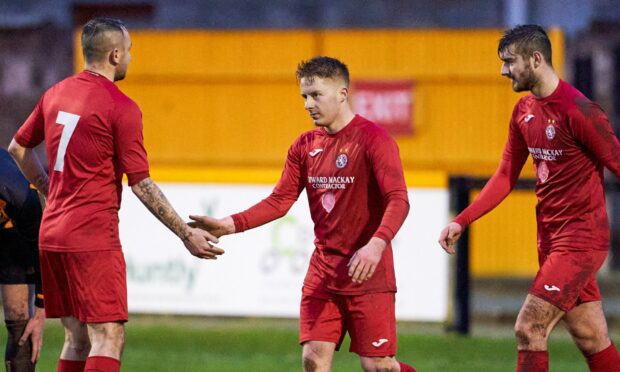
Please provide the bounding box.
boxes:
[438,222,463,255]
[19,306,45,363]
[348,237,386,284]
[183,227,225,259]
[188,215,235,238]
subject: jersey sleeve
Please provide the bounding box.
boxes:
[453,110,529,229]
[368,131,410,243]
[14,99,45,148]
[570,102,620,180]
[112,100,150,186]
[231,138,305,232]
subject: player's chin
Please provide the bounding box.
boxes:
[511,80,528,92]
[114,70,127,82]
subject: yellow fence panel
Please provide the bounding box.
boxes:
[74,28,563,176]
[470,190,539,277]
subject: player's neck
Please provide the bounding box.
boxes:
[84,63,116,82]
[325,108,355,134]
[531,70,560,99]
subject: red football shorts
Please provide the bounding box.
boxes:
[40,250,128,323]
[299,290,396,357]
[530,249,607,312]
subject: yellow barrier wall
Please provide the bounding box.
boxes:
[470,190,539,276]
[74,28,564,277]
[74,28,563,176]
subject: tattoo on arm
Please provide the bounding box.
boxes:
[33,172,49,197]
[132,178,191,240]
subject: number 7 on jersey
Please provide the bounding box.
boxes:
[54,111,80,172]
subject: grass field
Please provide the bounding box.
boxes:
[10,316,599,371]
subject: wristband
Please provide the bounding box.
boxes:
[34,293,44,308]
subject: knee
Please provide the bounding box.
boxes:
[91,323,125,351]
[360,357,398,372]
[514,319,548,350]
[302,344,329,371]
[64,328,91,357]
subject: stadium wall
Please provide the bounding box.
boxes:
[74,28,564,176]
[73,29,564,284]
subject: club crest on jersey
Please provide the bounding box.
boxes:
[336,153,348,169]
[321,192,336,213]
[545,120,556,140]
[537,161,549,183]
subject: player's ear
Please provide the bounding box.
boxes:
[109,48,120,66]
[339,86,348,103]
[532,51,544,69]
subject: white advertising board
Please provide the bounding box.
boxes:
[119,183,449,321]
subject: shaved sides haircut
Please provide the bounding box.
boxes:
[498,24,553,66]
[81,17,126,63]
[296,56,350,87]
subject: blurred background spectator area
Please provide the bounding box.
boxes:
[1,0,619,293]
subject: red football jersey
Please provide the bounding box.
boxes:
[14,71,149,252]
[455,80,620,252]
[232,115,410,294]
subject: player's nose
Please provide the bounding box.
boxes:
[500,63,510,77]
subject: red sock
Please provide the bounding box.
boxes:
[517,350,548,372]
[57,359,86,372]
[398,361,416,372]
[586,342,620,372]
[84,356,120,372]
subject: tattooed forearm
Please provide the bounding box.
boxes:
[8,142,50,196]
[33,172,49,197]
[131,177,191,239]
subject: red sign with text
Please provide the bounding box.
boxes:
[352,80,414,135]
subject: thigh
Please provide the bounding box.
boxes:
[562,301,611,355]
[530,250,606,312]
[40,250,72,318]
[299,292,346,349]
[345,292,396,357]
[1,284,31,320]
[42,250,128,323]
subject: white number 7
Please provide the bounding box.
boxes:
[54,111,81,172]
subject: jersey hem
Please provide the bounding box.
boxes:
[40,245,122,252]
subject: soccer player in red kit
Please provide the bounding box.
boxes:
[8,18,223,372]
[438,25,620,372]
[190,56,416,372]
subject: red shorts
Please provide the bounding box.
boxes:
[299,290,396,357]
[40,250,128,323]
[530,249,607,312]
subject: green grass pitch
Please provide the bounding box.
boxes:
[20,316,593,371]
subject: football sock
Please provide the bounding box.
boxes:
[586,341,620,372]
[84,356,120,372]
[516,350,548,372]
[57,359,86,372]
[5,319,35,372]
[398,361,417,371]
